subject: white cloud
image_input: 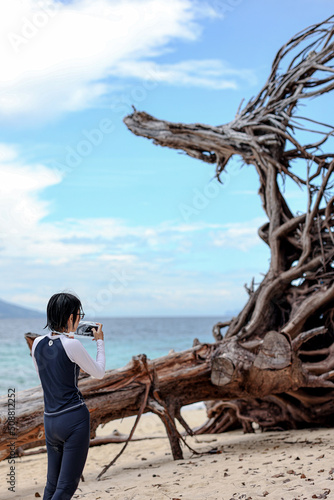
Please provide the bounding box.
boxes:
[0,143,267,315]
[0,143,62,234]
[0,0,256,121]
[211,217,267,251]
[0,144,101,264]
[113,59,257,90]
[0,147,227,257]
[0,143,19,162]
[0,144,266,264]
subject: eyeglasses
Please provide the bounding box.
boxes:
[79,312,85,320]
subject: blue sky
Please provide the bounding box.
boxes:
[0,0,333,317]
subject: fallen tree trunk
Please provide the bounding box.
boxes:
[0,335,214,463]
[1,328,334,465]
[122,15,334,440]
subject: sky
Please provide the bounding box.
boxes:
[0,0,333,318]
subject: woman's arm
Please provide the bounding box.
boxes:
[62,336,106,379]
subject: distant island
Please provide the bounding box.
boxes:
[0,298,43,318]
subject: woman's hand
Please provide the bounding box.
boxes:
[92,323,104,341]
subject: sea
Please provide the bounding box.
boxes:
[0,316,225,397]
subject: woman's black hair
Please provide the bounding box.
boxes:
[44,292,83,331]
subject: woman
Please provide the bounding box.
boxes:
[32,292,105,500]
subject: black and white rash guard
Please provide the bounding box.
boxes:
[32,332,105,416]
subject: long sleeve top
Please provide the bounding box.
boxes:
[32,332,105,416]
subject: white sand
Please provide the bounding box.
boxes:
[1,408,334,500]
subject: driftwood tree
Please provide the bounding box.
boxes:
[123,16,334,432]
[1,16,334,472]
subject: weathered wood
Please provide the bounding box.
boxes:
[1,339,218,462]
[211,356,235,386]
[2,326,334,468]
[253,331,291,370]
[123,15,334,435]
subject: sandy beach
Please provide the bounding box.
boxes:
[1,407,334,500]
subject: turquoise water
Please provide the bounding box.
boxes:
[0,316,224,395]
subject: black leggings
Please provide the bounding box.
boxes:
[43,404,90,500]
